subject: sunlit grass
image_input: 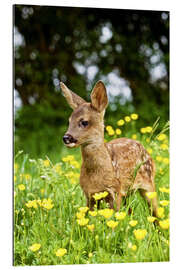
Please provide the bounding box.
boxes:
[14,116,169,265]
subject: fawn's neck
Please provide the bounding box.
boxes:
[81,142,111,171]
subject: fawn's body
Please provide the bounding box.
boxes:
[61,81,158,215]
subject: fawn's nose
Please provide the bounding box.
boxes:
[63,134,77,145]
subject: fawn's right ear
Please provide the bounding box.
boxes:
[91,81,108,112]
[60,82,86,110]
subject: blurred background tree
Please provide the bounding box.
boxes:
[14,5,169,158]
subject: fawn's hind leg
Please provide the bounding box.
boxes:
[105,192,122,211]
[135,158,158,216]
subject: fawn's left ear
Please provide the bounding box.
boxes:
[60,82,86,110]
[91,81,108,112]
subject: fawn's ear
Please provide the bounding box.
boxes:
[60,82,86,110]
[90,81,108,112]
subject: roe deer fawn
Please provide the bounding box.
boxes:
[61,81,158,215]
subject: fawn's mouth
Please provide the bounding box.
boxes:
[66,142,77,148]
[63,134,79,148]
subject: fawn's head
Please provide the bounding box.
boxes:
[61,81,108,148]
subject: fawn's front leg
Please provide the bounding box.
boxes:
[116,192,122,211]
[140,189,158,217]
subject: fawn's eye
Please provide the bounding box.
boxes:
[79,119,89,127]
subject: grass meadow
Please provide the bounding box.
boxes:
[14,114,170,266]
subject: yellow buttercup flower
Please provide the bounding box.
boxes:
[157,207,165,218]
[124,116,131,122]
[41,198,54,210]
[93,191,108,200]
[147,216,157,223]
[54,164,62,174]
[88,252,93,258]
[146,126,153,133]
[24,174,31,180]
[163,158,169,165]
[55,248,67,257]
[89,211,97,217]
[77,218,89,226]
[14,175,17,182]
[70,160,80,169]
[145,192,157,199]
[65,171,80,184]
[87,224,95,231]
[62,157,68,162]
[160,200,169,207]
[106,125,113,131]
[159,187,170,194]
[78,206,89,213]
[70,178,78,184]
[160,144,168,150]
[69,174,80,184]
[25,200,38,209]
[102,191,109,198]
[43,159,50,167]
[62,155,75,162]
[157,133,167,141]
[116,128,122,135]
[128,242,137,251]
[117,119,125,126]
[132,134,137,140]
[129,220,138,227]
[108,129,115,136]
[133,229,147,240]
[131,113,138,120]
[29,243,41,252]
[159,168,164,175]
[159,219,169,230]
[93,193,102,201]
[106,220,118,229]
[76,212,85,219]
[147,148,153,154]
[156,156,162,162]
[65,171,74,178]
[140,127,146,134]
[18,184,25,191]
[98,209,114,219]
[140,126,153,133]
[131,245,137,251]
[115,211,126,220]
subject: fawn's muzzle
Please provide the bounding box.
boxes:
[63,134,77,145]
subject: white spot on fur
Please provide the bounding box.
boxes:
[112,160,116,167]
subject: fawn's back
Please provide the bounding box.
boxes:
[106,138,155,195]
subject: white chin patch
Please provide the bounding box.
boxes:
[68,143,76,148]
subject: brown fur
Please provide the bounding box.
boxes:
[61,81,158,215]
